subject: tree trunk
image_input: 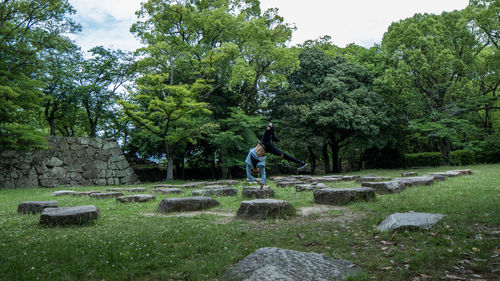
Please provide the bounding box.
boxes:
[165,140,174,180]
[439,136,451,165]
[322,143,330,174]
[330,140,341,173]
[308,146,316,174]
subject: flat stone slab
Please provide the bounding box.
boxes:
[376,212,445,232]
[314,187,375,205]
[73,191,101,196]
[117,194,155,203]
[18,201,58,214]
[275,180,304,187]
[401,172,418,177]
[51,190,76,196]
[361,181,406,194]
[150,184,178,189]
[305,177,341,183]
[214,180,239,185]
[150,188,182,194]
[242,187,275,199]
[427,174,446,181]
[88,192,123,199]
[340,175,360,181]
[191,187,238,197]
[295,183,327,192]
[39,205,99,226]
[393,176,434,187]
[107,187,147,192]
[356,176,391,183]
[236,199,295,220]
[158,197,219,213]
[220,247,362,281]
[450,169,472,175]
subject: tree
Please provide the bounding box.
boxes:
[379,11,486,162]
[40,39,81,135]
[119,75,211,180]
[0,0,80,150]
[76,46,134,138]
[273,48,392,172]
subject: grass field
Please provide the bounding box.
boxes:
[0,164,499,280]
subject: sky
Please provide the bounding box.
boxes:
[68,0,469,52]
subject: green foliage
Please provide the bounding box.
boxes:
[449,150,476,166]
[475,130,500,163]
[0,0,80,151]
[405,152,442,167]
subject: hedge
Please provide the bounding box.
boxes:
[405,152,442,167]
[449,150,475,166]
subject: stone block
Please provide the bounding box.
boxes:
[151,188,183,194]
[191,187,238,197]
[236,199,295,220]
[401,172,418,177]
[18,201,58,214]
[376,212,445,232]
[116,194,155,203]
[242,187,275,199]
[220,247,361,281]
[39,205,99,226]
[313,187,375,205]
[158,197,219,213]
[393,176,434,187]
[361,181,406,194]
[89,192,123,199]
[51,190,77,196]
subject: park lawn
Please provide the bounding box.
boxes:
[0,164,498,280]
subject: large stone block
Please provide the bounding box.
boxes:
[221,247,362,281]
[236,199,295,220]
[242,187,275,199]
[158,197,219,213]
[376,212,445,232]
[89,192,123,199]
[393,176,434,187]
[191,187,238,197]
[151,188,183,195]
[116,194,155,203]
[361,181,406,194]
[39,205,99,226]
[313,187,375,205]
[18,201,58,214]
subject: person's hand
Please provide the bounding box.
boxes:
[268,122,273,128]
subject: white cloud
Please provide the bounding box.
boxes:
[68,0,470,52]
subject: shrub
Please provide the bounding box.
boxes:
[475,131,500,163]
[405,152,442,167]
[449,150,475,166]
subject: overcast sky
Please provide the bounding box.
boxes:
[68,0,469,52]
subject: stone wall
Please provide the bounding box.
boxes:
[0,136,139,189]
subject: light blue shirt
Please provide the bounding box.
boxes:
[245,148,266,184]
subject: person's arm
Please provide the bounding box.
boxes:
[259,167,266,185]
[246,163,256,182]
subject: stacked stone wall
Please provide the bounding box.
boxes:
[0,136,139,189]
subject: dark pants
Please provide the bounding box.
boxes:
[260,125,303,165]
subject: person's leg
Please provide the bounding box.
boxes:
[266,143,304,165]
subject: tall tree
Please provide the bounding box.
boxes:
[75,46,134,137]
[0,0,80,150]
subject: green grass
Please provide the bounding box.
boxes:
[0,164,499,280]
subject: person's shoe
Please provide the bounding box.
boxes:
[297,162,308,171]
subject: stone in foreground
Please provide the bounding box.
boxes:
[361,181,406,194]
[39,205,99,226]
[376,212,445,232]
[220,247,361,281]
[236,199,295,220]
[356,176,391,183]
[314,187,375,205]
[117,194,155,203]
[158,197,219,213]
[18,201,58,214]
[242,186,275,199]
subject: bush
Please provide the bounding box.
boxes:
[405,152,442,167]
[475,131,500,163]
[449,150,475,166]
